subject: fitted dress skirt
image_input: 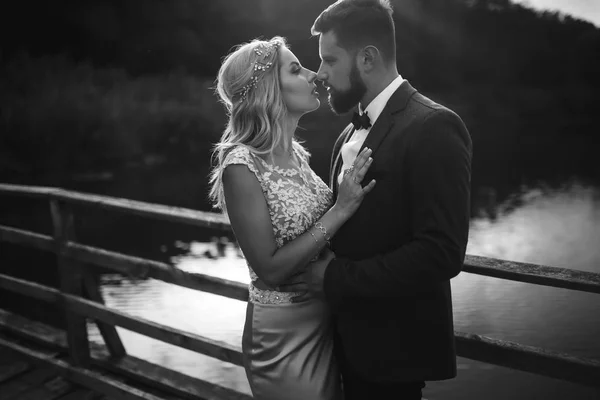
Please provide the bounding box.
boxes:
[242,296,342,400]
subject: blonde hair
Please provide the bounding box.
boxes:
[209,36,309,211]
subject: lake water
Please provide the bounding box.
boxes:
[88,182,600,399]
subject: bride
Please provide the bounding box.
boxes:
[209,36,375,400]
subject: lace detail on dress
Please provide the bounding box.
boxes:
[222,145,262,180]
[219,145,333,305]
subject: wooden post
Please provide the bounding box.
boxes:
[50,198,90,366]
[82,267,126,358]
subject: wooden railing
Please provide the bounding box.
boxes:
[0,183,599,399]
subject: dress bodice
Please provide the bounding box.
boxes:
[221,145,334,304]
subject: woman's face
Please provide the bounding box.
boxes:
[278,46,320,117]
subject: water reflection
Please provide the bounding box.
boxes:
[455,182,600,354]
[89,182,600,399]
[89,244,251,393]
[468,182,600,272]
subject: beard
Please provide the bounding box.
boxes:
[328,64,366,115]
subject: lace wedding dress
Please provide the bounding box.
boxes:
[220,144,342,400]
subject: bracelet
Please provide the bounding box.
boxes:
[314,221,331,243]
[308,230,319,244]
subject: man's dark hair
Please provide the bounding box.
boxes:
[311,0,396,63]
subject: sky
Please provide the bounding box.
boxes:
[513,0,600,27]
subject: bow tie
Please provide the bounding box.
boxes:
[351,111,372,130]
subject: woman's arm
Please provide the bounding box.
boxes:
[223,148,375,288]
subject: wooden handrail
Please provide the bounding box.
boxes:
[0,308,253,400]
[464,254,600,294]
[0,225,249,300]
[0,225,54,252]
[0,183,231,230]
[3,223,600,298]
[0,273,244,366]
[0,183,56,199]
[66,242,249,301]
[0,336,168,400]
[1,272,599,388]
[1,183,600,392]
[1,183,600,294]
[455,332,600,388]
[51,189,232,230]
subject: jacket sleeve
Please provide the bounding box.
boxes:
[323,109,472,308]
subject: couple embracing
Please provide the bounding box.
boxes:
[209,0,472,399]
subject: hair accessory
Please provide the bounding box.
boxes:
[238,40,281,101]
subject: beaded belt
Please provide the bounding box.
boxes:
[249,282,303,305]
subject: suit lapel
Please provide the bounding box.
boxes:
[360,80,417,157]
[329,80,417,198]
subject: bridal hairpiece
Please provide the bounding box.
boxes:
[238,40,281,101]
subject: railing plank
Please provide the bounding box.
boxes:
[0,308,253,400]
[0,225,54,252]
[0,274,245,367]
[65,294,245,367]
[0,183,56,199]
[66,242,249,302]
[0,183,230,230]
[2,272,600,389]
[0,308,67,348]
[52,190,231,230]
[2,184,600,297]
[2,224,598,299]
[464,255,600,294]
[0,273,61,303]
[455,331,600,387]
[92,349,252,400]
[0,335,166,400]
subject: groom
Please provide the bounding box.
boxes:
[289,0,472,398]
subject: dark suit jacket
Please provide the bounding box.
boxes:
[324,81,472,382]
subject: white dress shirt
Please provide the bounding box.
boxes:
[337,75,405,186]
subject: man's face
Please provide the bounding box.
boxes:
[317,31,366,115]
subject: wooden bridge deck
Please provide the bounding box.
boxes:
[0,308,251,400]
[0,346,102,400]
[0,329,188,400]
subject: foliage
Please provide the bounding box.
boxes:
[1,0,599,200]
[0,53,225,178]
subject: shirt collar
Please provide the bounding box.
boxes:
[358,75,405,127]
